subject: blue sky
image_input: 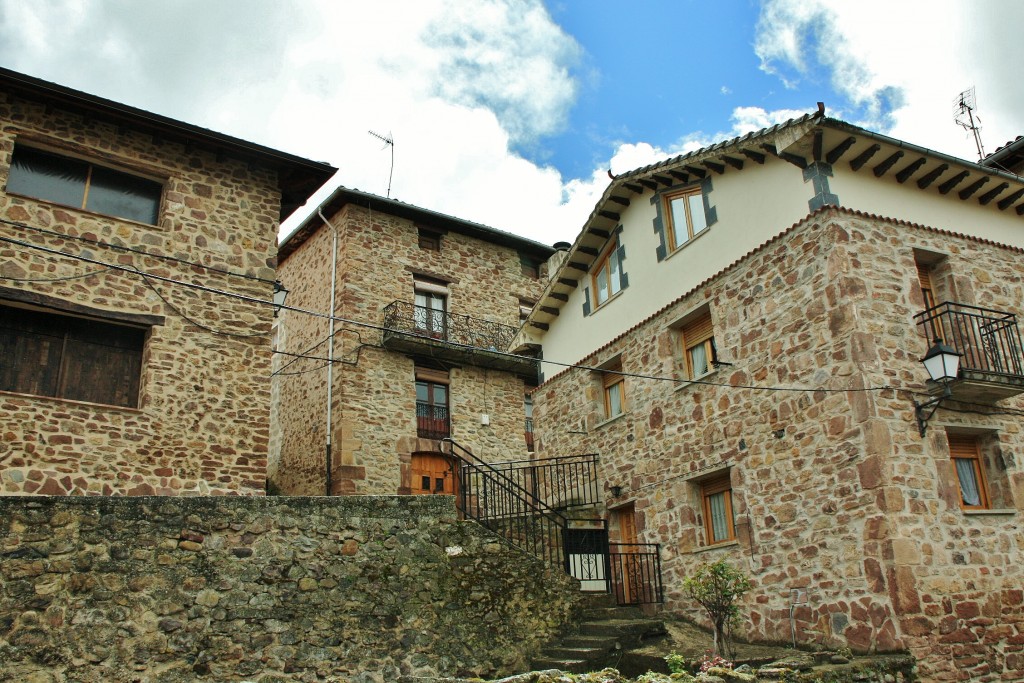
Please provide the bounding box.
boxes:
[0,1,1019,245]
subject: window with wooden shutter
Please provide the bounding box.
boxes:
[0,303,146,408]
[601,359,626,419]
[916,261,936,311]
[680,310,716,379]
[701,474,735,545]
[947,433,990,510]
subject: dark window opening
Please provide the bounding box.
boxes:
[7,145,163,225]
[418,228,441,251]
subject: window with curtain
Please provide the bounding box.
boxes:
[947,433,990,510]
[7,144,163,225]
[592,239,623,306]
[679,310,716,379]
[701,474,735,545]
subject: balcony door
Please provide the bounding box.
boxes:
[414,291,447,339]
[416,379,449,439]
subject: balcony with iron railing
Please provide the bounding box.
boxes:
[381,300,539,378]
[416,402,450,440]
[915,302,1024,402]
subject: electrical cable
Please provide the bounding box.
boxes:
[8,234,1016,402]
[1,217,275,284]
[0,266,114,283]
[135,270,269,339]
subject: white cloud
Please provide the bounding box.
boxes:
[0,0,589,244]
[754,0,1022,161]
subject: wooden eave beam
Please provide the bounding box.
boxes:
[623,183,644,194]
[529,321,550,331]
[741,149,766,164]
[577,246,600,257]
[566,261,589,272]
[669,170,690,182]
[638,179,658,191]
[958,177,990,200]
[598,210,621,221]
[549,292,569,302]
[760,143,779,158]
[723,156,744,170]
[1017,204,1024,216]
[894,158,927,184]
[938,170,970,195]
[557,278,578,288]
[873,151,905,177]
[684,166,706,179]
[916,163,949,189]
[849,144,881,171]
[589,228,611,240]
[996,189,1024,211]
[812,131,823,162]
[609,196,630,206]
[702,160,726,175]
[779,152,807,169]
[978,182,1009,206]
[825,136,856,164]
[539,306,560,317]
[652,174,674,186]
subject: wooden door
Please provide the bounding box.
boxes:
[410,453,456,495]
[614,505,638,603]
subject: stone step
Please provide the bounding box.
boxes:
[541,646,607,661]
[529,656,593,674]
[582,605,648,620]
[578,617,667,641]
[560,634,617,649]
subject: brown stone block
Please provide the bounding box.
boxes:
[857,456,883,490]
[337,466,366,480]
[887,565,921,615]
[900,615,934,636]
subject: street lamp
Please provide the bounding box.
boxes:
[914,338,962,436]
[272,280,289,317]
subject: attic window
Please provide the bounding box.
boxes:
[418,228,441,251]
[7,144,163,225]
[520,253,541,279]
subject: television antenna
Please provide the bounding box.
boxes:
[953,87,986,161]
[368,130,394,198]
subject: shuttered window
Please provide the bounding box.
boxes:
[701,474,735,545]
[916,262,936,311]
[680,311,715,379]
[947,433,990,510]
[0,303,146,408]
[602,359,626,419]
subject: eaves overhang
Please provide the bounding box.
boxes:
[517,110,1024,347]
[279,185,556,263]
[0,67,337,222]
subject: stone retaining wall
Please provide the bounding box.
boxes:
[0,495,583,682]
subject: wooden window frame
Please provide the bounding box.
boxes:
[413,279,448,339]
[664,187,708,252]
[602,360,626,419]
[679,310,716,380]
[418,228,441,251]
[591,239,622,307]
[6,143,164,225]
[948,433,991,510]
[0,301,150,408]
[415,368,450,440]
[701,474,736,545]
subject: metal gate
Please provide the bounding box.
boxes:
[563,527,611,593]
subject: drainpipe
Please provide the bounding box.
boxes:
[318,208,339,497]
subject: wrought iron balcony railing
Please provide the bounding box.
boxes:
[915,302,1024,377]
[416,402,450,440]
[382,300,518,351]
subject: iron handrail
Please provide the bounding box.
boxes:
[609,542,664,605]
[481,454,601,509]
[440,437,570,569]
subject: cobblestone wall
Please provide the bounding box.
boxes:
[0,88,282,496]
[0,495,583,682]
[532,208,1024,681]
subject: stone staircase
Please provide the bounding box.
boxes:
[529,594,667,674]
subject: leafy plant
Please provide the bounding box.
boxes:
[681,559,751,659]
[664,651,687,674]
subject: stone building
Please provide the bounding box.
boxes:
[0,67,335,496]
[270,186,554,496]
[517,109,1024,680]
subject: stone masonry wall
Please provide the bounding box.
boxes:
[532,208,1024,681]
[272,203,547,496]
[0,89,281,496]
[0,495,583,682]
